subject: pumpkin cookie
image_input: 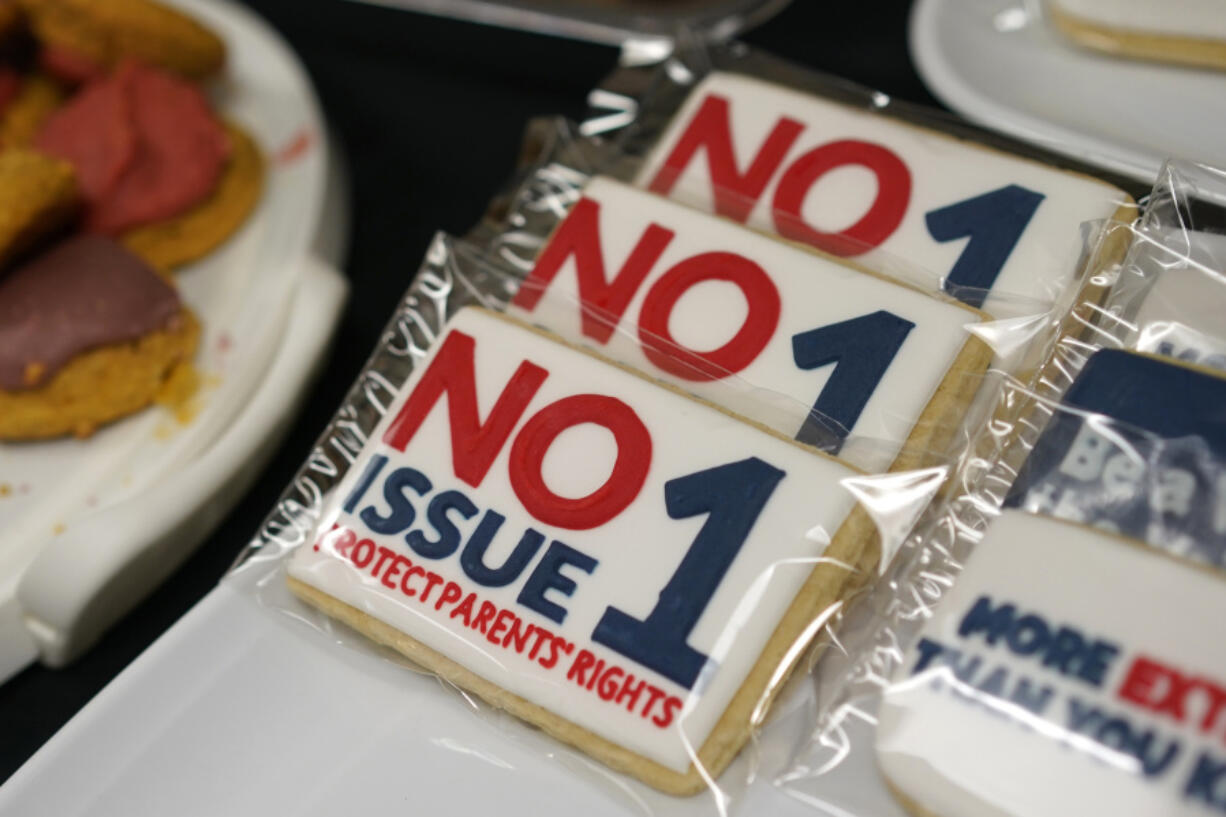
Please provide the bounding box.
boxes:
[35,60,231,235]
[0,234,198,440]
[0,147,77,269]
[122,121,263,271]
[0,72,65,148]
[18,0,225,82]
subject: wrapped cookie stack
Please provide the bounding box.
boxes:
[784,157,1226,817]
[0,0,262,440]
[230,36,1225,817]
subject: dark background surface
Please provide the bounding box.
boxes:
[0,0,931,784]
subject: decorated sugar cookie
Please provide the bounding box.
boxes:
[510,177,990,473]
[1006,349,1226,565]
[878,509,1226,817]
[288,307,875,795]
[1048,0,1226,72]
[636,72,1134,313]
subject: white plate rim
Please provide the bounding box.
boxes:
[910,0,1167,183]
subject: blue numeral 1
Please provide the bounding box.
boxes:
[791,311,915,454]
[926,184,1044,308]
[591,457,785,690]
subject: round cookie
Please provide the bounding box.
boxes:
[17,0,225,81]
[0,72,65,148]
[0,234,200,440]
[0,147,78,269]
[121,122,264,272]
[0,309,199,439]
[1048,0,1226,72]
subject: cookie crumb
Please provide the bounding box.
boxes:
[22,361,45,386]
[155,359,200,426]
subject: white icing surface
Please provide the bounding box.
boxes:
[511,177,981,473]
[878,510,1226,817]
[1128,230,1226,370]
[636,73,1129,317]
[1051,0,1226,41]
[289,308,861,775]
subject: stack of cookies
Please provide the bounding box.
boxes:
[0,0,262,440]
[278,50,1145,799]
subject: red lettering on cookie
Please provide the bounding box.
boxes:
[528,627,552,662]
[540,635,572,670]
[370,546,396,579]
[351,538,375,569]
[435,581,463,611]
[653,695,684,728]
[568,649,596,685]
[503,616,536,655]
[419,572,445,603]
[641,684,667,722]
[382,555,409,589]
[772,139,911,257]
[1117,655,1226,736]
[513,197,674,344]
[318,524,353,557]
[637,251,781,381]
[597,666,624,701]
[509,394,651,530]
[400,565,424,597]
[450,592,476,626]
[615,673,647,712]
[487,608,515,645]
[383,330,548,488]
[646,93,804,223]
[473,600,497,634]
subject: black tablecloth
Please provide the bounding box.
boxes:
[0,0,931,783]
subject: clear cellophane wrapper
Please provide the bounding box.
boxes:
[225,43,1159,816]
[779,160,1226,817]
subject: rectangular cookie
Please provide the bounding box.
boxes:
[287,307,875,795]
[635,72,1135,314]
[510,176,990,473]
[877,509,1226,817]
[1006,348,1226,565]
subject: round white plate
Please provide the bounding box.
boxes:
[0,0,346,677]
[910,0,1226,184]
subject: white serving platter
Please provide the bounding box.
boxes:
[0,579,899,817]
[0,0,348,681]
[909,0,1226,184]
